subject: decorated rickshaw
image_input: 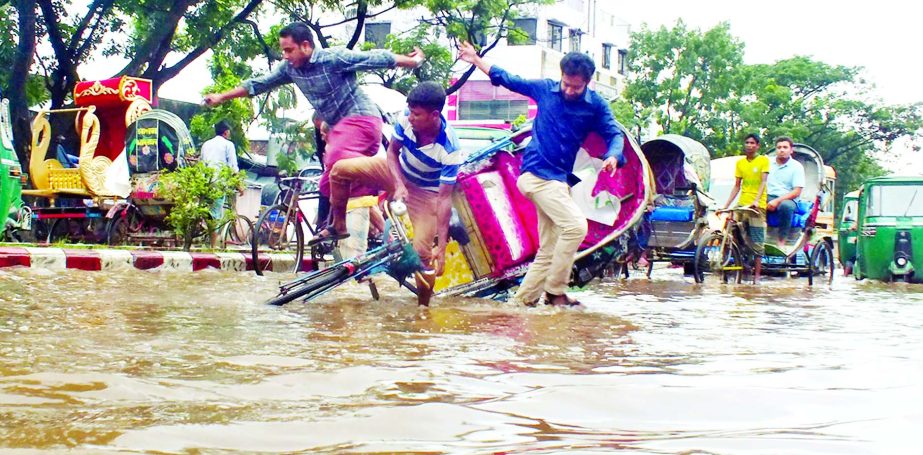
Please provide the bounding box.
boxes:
[23,77,153,242]
[105,109,196,245]
[267,123,655,305]
[636,134,714,277]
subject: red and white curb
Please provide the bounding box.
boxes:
[0,247,312,273]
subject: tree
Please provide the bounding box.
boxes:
[6,0,38,167]
[157,162,245,251]
[619,20,923,208]
[621,20,744,141]
[272,0,422,50]
[363,25,454,94]
[115,0,265,90]
[421,0,553,94]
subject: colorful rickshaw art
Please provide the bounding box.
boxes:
[267,122,655,305]
[22,76,153,243]
[106,109,196,245]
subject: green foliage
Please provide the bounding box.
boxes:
[622,21,744,138]
[190,53,254,153]
[511,114,527,129]
[0,4,48,105]
[363,25,454,94]
[157,163,246,251]
[619,19,923,209]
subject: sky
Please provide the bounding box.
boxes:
[136,0,923,172]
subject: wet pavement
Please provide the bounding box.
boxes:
[1,266,921,453]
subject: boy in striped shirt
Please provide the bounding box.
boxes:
[327,81,461,305]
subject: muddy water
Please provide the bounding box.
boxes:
[1,267,921,453]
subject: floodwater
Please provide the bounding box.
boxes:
[1,266,921,454]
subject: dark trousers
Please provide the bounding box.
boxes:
[770,195,796,240]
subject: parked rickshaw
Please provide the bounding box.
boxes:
[637,134,714,277]
[838,190,860,275]
[106,109,197,245]
[853,176,923,283]
[22,77,153,242]
[697,143,836,285]
[1,94,30,241]
[268,123,655,304]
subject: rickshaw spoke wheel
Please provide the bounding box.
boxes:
[694,232,743,284]
[809,239,835,286]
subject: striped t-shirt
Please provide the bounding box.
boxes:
[392,110,462,192]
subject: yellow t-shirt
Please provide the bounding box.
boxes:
[735,155,770,208]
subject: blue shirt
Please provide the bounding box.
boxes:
[488,66,625,185]
[241,47,396,126]
[392,110,462,192]
[767,157,805,197]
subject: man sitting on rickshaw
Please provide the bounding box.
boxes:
[766,136,805,248]
[723,133,769,283]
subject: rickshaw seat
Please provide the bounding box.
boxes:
[650,206,695,222]
[767,199,813,228]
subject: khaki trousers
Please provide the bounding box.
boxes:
[514,172,588,303]
[329,155,438,266]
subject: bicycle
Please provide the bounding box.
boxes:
[251,171,322,275]
[266,200,425,306]
[694,206,835,286]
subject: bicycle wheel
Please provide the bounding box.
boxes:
[252,204,304,275]
[694,232,744,284]
[808,239,835,286]
[107,206,144,246]
[222,215,253,249]
[266,264,351,306]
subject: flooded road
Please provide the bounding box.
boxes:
[1,267,921,453]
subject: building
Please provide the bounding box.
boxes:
[360,0,632,123]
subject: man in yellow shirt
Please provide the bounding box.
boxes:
[723,134,770,283]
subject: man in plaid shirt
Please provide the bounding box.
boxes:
[205,22,424,242]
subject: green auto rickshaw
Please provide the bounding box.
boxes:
[0,94,29,241]
[854,176,923,283]
[837,190,860,276]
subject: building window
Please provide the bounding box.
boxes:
[364,22,391,47]
[548,22,563,52]
[618,48,628,75]
[458,100,530,121]
[569,29,582,53]
[602,44,612,69]
[509,18,537,45]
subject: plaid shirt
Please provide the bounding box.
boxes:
[241,47,396,126]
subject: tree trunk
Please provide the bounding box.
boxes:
[9,0,37,168]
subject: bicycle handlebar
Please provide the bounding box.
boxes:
[716,206,760,215]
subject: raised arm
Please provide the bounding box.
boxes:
[204,63,292,106]
[457,41,543,99]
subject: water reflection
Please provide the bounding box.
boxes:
[1,266,921,452]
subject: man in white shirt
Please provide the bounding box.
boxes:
[199,121,239,247]
[201,121,239,173]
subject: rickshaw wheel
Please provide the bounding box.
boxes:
[48,218,84,243]
[808,239,835,286]
[107,207,144,246]
[694,232,744,284]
